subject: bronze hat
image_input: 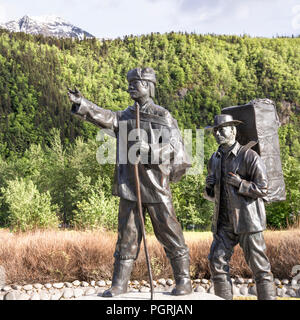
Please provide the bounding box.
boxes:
[127,67,157,84]
[205,114,243,130]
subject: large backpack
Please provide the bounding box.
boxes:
[222,98,286,203]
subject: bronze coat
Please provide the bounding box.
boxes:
[204,142,268,234]
[72,97,191,203]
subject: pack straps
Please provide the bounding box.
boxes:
[234,140,258,174]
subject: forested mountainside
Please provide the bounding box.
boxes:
[0,29,299,230]
[0,29,299,155]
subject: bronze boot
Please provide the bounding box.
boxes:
[256,280,276,300]
[102,259,134,297]
[170,256,192,295]
[213,280,233,300]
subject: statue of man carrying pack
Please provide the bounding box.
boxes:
[204,114,276,300]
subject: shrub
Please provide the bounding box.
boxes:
[72,189,119,231]
[0,178,59,232]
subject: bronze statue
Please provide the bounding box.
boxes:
[204,114,276,300]
[68,67,192,297]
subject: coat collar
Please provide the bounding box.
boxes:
[129,99,154,112]
[217,141,241,158]
[128,99,174,128]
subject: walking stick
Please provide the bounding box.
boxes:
[134,102,154,300]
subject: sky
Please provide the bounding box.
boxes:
[0,0,300,39]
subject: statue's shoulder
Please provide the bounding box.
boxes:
[147,101,171,118]
[238,142,260,160]
[117,106,134,120]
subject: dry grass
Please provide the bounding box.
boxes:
[0,228,299,285]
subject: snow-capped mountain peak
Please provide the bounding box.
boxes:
[0,15,95,40]
[32,15,69,24]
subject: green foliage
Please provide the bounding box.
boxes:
[171,174,214,230]
[266,119,300,228]
[0,178,59,232]
[71,175,119,230]
[0,30,299,230]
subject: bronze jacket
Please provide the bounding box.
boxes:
[71,97,191,203]
[204,142,268,234]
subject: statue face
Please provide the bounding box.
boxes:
[213,125,236,146]
[128,80,149,101]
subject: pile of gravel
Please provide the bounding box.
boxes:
[1,277,300,300]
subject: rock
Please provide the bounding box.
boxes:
[63,288,74,299]
[233,285,240,296]
[2,285,12,292]
[286,289,296,297]
[106,280,112,286]
[90,281,96,287]
[72,280,80,286]
[282,279,289,285]
[96,280,106,287]
[201,284,209,290]
[48,288,57,294]
[11,284,22,290]
[53,283,64,289]
[65,282,73,288]
[276,287,286,297]
[139,286,150,293]
[201,279,209,284]
[246,279,253,284]
[193,279,201,284]
[194,285,206,293]
[239,285,248,296]
[33,283,43,289]
[158,279,166,286]
[4,291,18,300]
[0,266,6,287]
[235,277,245,284]
[45,283,52,289]
[208,285,215,295]
[152,280,157,287]
[248,284,257,296]
[40,292,50,300]
[30,293,40,300]
[51,293,62,300]
[74,288,84,298]
[81,281,89,287]
[132,280,140,286]
[141,280,148,286]
[85,288,96,296]
[166,279,174,286]
[23,284,33,291]
[274,278,281,286]
[17,293,30,300]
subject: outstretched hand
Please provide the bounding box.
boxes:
[67,87,82,105]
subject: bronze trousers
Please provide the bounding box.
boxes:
[114,198,189,261]
[208,223,273,284]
